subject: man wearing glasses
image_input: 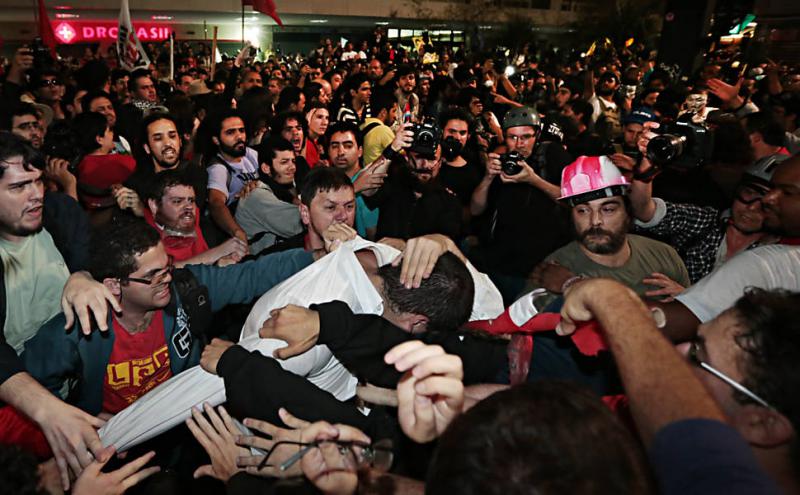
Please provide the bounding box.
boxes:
[23,217,314,419]
[629,153,784,283]
[469,106,573,303]
[524,279,789,494]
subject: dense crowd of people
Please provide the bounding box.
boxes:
[0,25,799,494]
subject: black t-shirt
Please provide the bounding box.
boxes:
[477,147,573,276]
[364,160,462,241]
[438,157,483,207]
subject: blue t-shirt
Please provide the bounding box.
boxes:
[650,419,782,495]
[350,169,379,238]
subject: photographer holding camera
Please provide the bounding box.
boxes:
[469,106,573,302]
[362,120,462,241]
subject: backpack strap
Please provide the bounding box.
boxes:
[361,121,382,139]
[170,268,212,344]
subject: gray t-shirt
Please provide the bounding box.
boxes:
[236,181,303,254]
[546,234,690,298]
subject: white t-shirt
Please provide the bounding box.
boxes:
[675,245,800,322]
[206,147,259,205]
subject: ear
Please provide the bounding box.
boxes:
[143,142,152,155]
[212,135,220,146]
[103,278,122,299]
[147,198,159,217]
[731,404,795,448]
[357,145,363,161]
[394,313,429,334]
[299,202,310,226]
[261,162,272,177]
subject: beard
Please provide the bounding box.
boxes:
[577,226,627,255]
[220,140,246,158]
[597,87,615,97]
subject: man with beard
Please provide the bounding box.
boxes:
[364,120,462,241]
[394,65,419,121]
[145,170,246,265]
[206,110,259,246]
[587,71,623,142]
[122,113,208,216]
[360,89,397,165]
[530,155,689,299]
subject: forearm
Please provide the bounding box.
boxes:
[0,372,60,424]
[469,178,492,216]
[588,282,725,445]
[629,180,656,222]
[648,300,701,344]
[528,175,561,202]
[209,200,244,238]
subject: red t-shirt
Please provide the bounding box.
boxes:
[306,138,322,168]
[143,207,210,262]
[102,311,173,414]
[77,154,136,209]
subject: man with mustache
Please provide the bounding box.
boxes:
[206,110,259,247]
[145,170,246,265]
[530,155,689,300]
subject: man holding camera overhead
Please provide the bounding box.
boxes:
[469,106,573,303]
[362,120,462,242]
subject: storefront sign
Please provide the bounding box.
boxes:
[53,22,172,44]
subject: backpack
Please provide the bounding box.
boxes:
[169,268,213,345]
[596,97,622,142]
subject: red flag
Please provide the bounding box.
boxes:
[36,0,57,58]
[243,0,283,27]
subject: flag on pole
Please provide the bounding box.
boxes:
[117,0,151,70]
[242,0,283,27]
[36,0,57,58]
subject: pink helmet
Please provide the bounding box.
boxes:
[558,155,629,206]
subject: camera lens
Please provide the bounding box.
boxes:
[646,134,686,165]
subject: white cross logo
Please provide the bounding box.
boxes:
[54,23,76,43]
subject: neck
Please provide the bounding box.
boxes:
[220,151,242,163]
[578,238,631,267]
[353,99,364,112]
[307,231,325,251]
[90,148,108,156]
[116,305,156,335]
[725,224,764,258]
[446,156,467,167]
[344,164,360,178]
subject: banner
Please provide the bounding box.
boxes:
[117,0,151,70]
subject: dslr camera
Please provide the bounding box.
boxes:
[646,115,714,169]
[499,151,524,175]
[408,120,441,158]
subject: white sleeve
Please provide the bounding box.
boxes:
[676,246,800,322]
[207,164,230,197]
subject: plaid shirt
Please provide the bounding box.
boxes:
[634,198,766,283]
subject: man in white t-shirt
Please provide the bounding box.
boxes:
[206,110,259,247]
[660,156,800,342]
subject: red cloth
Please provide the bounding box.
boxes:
[76,154,136,209]
[242,0,283,26]
[36,0,57,58]
[0,406,51,459]
[780,237,800,246]
[102,312,172,414]
[305,139,322,168]
[466,308,609,385]
[143,207,209,262]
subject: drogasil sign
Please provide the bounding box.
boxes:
[53,22,172,44]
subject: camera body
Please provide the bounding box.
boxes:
[646,116,714,169]
[30,37,54,69]
[500,151,524,175]
[408,121,441,158]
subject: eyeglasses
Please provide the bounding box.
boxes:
[120,256,175,286]
[39,79,62,87]
[734,184,768,205]
[687,340,774,409]
[507,134,535,143]
[258,439,393,472]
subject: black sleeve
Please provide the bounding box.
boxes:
[217,345,370,431]
[0,342,24,388]
[434,332,508,385]
[227,472,319,495]
[43,192,90,272]
[222,66,242,106]
[314,301,408,388]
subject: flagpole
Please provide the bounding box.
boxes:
[211,26,218,75]
[241,2,245,48]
